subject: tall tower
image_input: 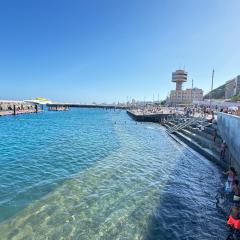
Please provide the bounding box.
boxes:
[172,70,188,90]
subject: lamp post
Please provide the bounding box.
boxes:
[210,69,215,108]
[191,78,194,104]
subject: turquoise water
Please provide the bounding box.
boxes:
[0,109,227,239]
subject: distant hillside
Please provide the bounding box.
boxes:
[204,83,226,99]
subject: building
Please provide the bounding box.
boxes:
[225,75,240,99]
[169,88,203,105]
[168,69,203,105]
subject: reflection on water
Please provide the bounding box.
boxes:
[0,109,227,239]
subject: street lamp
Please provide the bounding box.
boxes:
[210,69,215,108]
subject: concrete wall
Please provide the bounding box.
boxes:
[0,101,35,111]
[127,110,173,122]
[217,113,240,168]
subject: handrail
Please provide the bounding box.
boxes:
[166,118,191,133]
[166,117,206,134]
[168,118,195,134]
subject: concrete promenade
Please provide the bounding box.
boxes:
[127,108,177,122]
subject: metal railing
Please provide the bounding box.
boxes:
[166,116,207,134]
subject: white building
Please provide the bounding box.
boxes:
[169,88,203,105]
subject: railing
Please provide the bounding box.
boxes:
[166,116,207,134]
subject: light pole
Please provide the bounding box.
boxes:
[191,78,194,104]
[210,69,215,108]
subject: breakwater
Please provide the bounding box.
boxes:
[0,101,41,117]
[127,109,175,122]
[47,103,126,109]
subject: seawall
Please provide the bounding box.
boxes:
[217,113,240,170]
[127,110,174,122]
[0,101,41,117]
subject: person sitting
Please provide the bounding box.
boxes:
[208,110,215,123]
[227,205,240,231]
[232,180,240,203]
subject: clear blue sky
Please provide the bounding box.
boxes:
[0,0,239,103]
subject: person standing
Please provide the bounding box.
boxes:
[232,180,240,203]
[220,141,228,161]
[213,129,217,142]
[223,167,237,192]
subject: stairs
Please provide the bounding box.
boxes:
[164,117,230,169]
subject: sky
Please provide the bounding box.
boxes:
[0,0,240,103]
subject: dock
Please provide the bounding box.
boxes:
[0,109,42,117]
[127,109,176,122]
[46,103,126,109]
[0,100,42,117]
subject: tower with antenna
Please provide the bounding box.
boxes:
[168,69,203,105]
[172,69,188,90]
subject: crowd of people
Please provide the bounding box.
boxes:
[183,105,240,118]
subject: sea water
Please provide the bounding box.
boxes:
[0,109,227,239]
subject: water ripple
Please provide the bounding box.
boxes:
[0,109,227,239]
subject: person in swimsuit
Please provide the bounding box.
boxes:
[227,205,240,231]
[223,167,238,192]
[232,180,240,203]
[224,167,237,181]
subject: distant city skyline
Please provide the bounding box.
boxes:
[0,0,240,103]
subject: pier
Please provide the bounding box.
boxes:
[46,103,126,109]
[127,109,176,122]
[0,100,42,117]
